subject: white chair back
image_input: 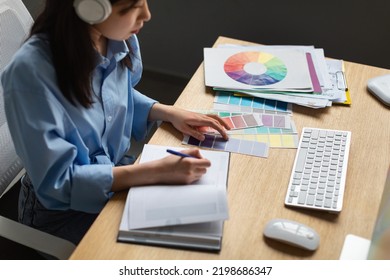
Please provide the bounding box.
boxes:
[0,0,33,196]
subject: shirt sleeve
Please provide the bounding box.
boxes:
[5,90,113,213]
[127,35,158,141]
[2,49,113,214]
[131,88,157,141]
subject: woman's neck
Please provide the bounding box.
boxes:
[89,26,107,57]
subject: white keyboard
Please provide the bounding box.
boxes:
[285,127,351,212]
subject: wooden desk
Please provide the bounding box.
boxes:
[70,36,390,260]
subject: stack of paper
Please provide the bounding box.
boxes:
[204,44,350,109]
[118,144,230,251]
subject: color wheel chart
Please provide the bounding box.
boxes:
[214,91,292,114]
[224,51,287,86]
[183,134,269,158]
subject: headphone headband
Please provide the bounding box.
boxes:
[73,0,112,24]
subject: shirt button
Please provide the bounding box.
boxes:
[107,116,112,122]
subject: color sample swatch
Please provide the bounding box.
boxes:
[227,124,297,136]
[183,134,269,158]
[224,114,262,129]
[261,113,290,129]
[192,110,297,135]
[224,51,287,86]
[230,134,299,149]
[197,113,263,134]
[214,91,292,114]
[217,111,291,128]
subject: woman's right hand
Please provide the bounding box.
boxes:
[112,148,211,191]
[151,148,211,185]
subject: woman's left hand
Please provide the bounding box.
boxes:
[149,104,230,141]
[170,109,230,141]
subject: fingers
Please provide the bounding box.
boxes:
[184,129,207,142]
[206,114,231,130]
[163,150,211,184]
[189,167,208,183]
[183,114,230,141]
[184,154,211,168]
[183,148,204,159]
[202,114,230,140]
[170,108,230,141]
[167,148,210,165]
[184,125,227,142]
[186,162,210,183]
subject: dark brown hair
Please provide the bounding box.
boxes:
[30,0,136,108]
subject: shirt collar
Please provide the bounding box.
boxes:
[97,40,129,69]
[108,40,129,61]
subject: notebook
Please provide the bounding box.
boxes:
[339,165,390,259]
[117,144,230,251]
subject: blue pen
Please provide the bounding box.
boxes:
[166,149,197,159]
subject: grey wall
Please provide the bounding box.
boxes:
[22,0,390,80]
[138,0,390,79]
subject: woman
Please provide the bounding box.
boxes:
[1,0,229,244]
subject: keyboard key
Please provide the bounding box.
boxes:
[295,148,308,173]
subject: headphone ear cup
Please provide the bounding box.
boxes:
[73,0,112,24]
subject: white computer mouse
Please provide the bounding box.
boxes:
[367,74,390,106]
[263,218,320,251]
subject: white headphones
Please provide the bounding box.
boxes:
[73,0,112,24]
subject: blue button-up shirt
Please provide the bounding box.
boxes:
[1,34,156,213]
